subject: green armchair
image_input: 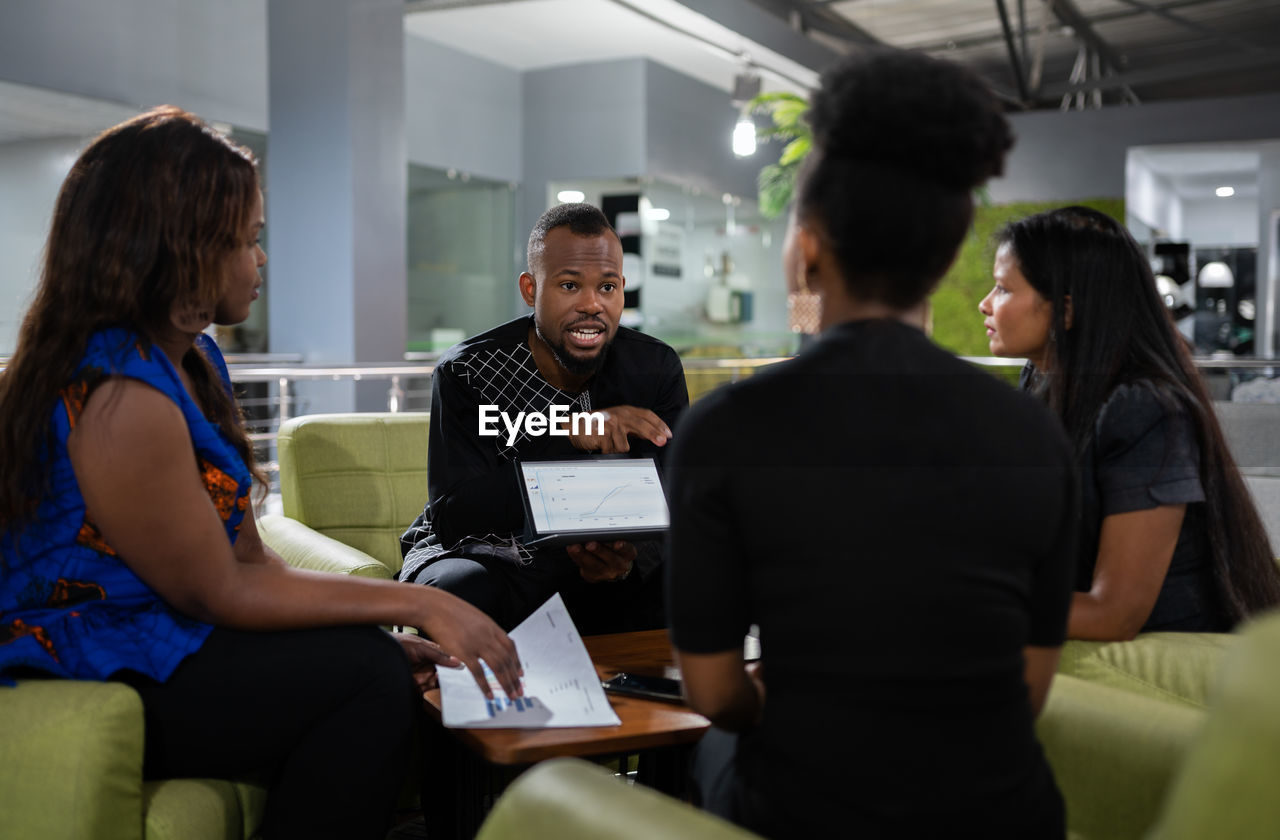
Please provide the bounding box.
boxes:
[0,679,268,840]
[259,412,431,579]
[1039,613,1280,839]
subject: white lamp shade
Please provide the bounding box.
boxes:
[1197,261,1235,288]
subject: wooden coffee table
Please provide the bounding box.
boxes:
[420,629,709,838]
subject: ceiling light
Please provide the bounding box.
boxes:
[1215,186,1235,198]
[644,208,671,222]
[733,117,756,157]
[557,190,585,203]
[1198,261,1235,288]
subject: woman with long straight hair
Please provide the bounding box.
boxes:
[980,205,1280,639]
[0,106,520,839]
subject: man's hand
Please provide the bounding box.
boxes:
[566,540,637,583]
[569,405,671,454]
[392,632,461,695]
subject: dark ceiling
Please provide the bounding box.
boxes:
[744,0,1280,110]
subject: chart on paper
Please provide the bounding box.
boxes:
[435,593,621,729]
[522,460,669,533]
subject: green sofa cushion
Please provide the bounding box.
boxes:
[258,512,393,580]
[1057,632,1236,710]
[1037,674,1203,840]
[0,679,269,840]
[478,758,760,840]
[143,778,267,840]
[277,412,429,574]
[0,679,146,840]
[1148,610,1280,839]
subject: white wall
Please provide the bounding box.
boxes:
[0,138,83,353]
[995,93,1280,203]
[1124,152,1180,237]
[1182,196,1260,247]
[405,35,522,183]
[0,0,268,130]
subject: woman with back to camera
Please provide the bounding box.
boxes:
[980,206,1280,639]
[666,50,1077,838]
[0,106,520,840]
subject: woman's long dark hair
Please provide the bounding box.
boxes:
[1001,206,1279,624]
[0,106,264,532]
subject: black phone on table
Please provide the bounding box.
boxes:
[601,672,683,703]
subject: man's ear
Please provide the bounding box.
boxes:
[1063,294,1074,330]
[519,272,536,307]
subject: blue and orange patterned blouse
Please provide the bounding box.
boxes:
[0,328,251,684]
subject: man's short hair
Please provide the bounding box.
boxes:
[526,203,618,275]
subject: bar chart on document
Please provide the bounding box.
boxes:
[435,593,621,728]
[479,662,544,719]
[524,460,669,532]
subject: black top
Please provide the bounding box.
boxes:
[1073,380,1223,632]
[667,320,1077,838]
[399,316,687,582]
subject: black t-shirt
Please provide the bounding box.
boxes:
[399,316,688,582]
[1075,381,1224,632]
[667,320,1077,838]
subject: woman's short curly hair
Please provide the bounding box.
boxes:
[797,48,1014,308]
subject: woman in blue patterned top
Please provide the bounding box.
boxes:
[0,107,520,839]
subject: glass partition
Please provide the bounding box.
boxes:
[406,165,519,354]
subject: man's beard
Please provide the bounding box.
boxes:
[536,321,612,378]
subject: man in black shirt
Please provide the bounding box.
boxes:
[399,204,687,632]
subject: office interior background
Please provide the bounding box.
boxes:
[3,0,1280,424]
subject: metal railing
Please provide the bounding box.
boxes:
[224,353,1280,448]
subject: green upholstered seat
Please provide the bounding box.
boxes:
[476,758,760,840]
[1040,609,1280,839]
[1147,610,1280,839]
[0,678,268,840]
[1057,631,1237,710]
[1037,674,1203,840]
[270,412,430,576]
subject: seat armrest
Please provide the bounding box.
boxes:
[477,758,760,840]
[1148,611,1280,839]
[0,679,147,840]
[1037,674,1202,840]
[258,513,394,580]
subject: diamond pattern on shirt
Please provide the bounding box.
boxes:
[450,343,591,459]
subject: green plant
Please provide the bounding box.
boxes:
[746,92,812,219]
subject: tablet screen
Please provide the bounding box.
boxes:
[519,458,669,536]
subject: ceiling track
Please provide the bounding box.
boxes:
[605,0,819,91]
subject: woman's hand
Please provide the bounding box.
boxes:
[415,588,523,700]
[392,632,459,694]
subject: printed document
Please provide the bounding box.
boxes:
[435,592,621,729]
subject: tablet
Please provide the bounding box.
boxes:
[517,457,670,548]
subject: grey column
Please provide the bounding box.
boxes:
[266,0,407,411]
[1258,142,1280,360]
